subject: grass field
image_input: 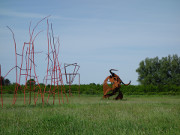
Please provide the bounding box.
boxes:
[0,94,180,135]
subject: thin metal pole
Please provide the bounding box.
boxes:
[0,65,3,108]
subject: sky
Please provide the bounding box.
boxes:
[0,0,180,85]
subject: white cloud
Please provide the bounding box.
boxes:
[0,8,48,19]
[0,8,101,22]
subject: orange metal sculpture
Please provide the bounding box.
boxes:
[0,17,71,108]
[103,69,131,100]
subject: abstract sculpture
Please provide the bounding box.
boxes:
[0,16,80,108]
[103,69,131,100]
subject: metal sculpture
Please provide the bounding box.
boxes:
[103,69,131,100]
[0,16,80,107]
[43,21,68,105]
[62,63,80,96]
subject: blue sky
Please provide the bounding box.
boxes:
[0,0,180,85]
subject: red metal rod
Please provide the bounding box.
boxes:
[2,17,72,107]
[0,65,3,108]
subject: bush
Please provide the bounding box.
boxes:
[1,83,180,95]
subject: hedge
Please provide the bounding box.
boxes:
[1,84,180,95]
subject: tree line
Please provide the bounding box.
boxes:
[1,54,180,95]
[1,83,180,95]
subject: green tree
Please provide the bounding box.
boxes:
[26,79,36,86]
[5,78,11,86]
[0,76,5,86]
[136,54,180,85]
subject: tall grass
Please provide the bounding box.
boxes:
[0,95,180,135]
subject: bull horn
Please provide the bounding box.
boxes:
[122,80,131,86]
[109,69,118,75]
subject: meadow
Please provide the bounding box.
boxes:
[0,94,180,135]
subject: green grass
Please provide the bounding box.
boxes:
[0,95,180,135]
